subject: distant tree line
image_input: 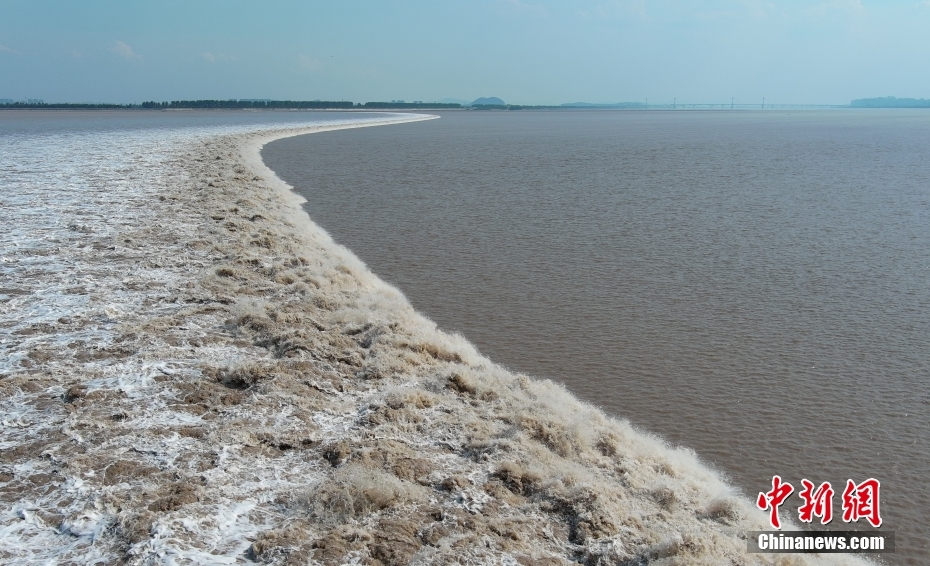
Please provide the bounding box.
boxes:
[0,100,635,111]
[358,102,462,109]
[139,100,465,109]
[1,99,468,110]
[473,104,577,110]
[0,102,130,109]
[2,100,657,111]
[851,97,930,108]
[140,100,356,109]
[14,98,928,111]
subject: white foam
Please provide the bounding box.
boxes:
[0,112,434,564]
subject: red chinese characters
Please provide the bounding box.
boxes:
[757,475,794,529]
[842,478,882,527]
[798,479,834,525]
[759,476,882,529]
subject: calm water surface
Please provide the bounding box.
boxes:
[264,110,930,564]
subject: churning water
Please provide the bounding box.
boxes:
[264,110,930,564]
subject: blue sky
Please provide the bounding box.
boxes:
[1,0,928,105]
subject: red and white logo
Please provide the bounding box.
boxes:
[757,476,882,529]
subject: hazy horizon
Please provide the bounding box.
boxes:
[2,1,930,106]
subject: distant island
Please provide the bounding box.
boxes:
[471,96,505,106]
[851,96,930,108]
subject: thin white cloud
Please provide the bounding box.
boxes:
[111,40,140,60]
[0,44,16,54]
[298,54,323,72]
[202,52,216,62]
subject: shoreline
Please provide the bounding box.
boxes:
[1,114,869,564]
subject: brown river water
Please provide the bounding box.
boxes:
[264,110,930,564]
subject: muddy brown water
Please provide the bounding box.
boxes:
[264,110,930,564]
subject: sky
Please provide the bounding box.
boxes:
[1,0,929,105]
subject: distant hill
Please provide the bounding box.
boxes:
[472,97,505,106]
[851,97,930,108]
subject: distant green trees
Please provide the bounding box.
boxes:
[136,100,466,109]
[140,100,355,109]
[360,102,462,109]
[0,102,129,109]
[2,99,471,110]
